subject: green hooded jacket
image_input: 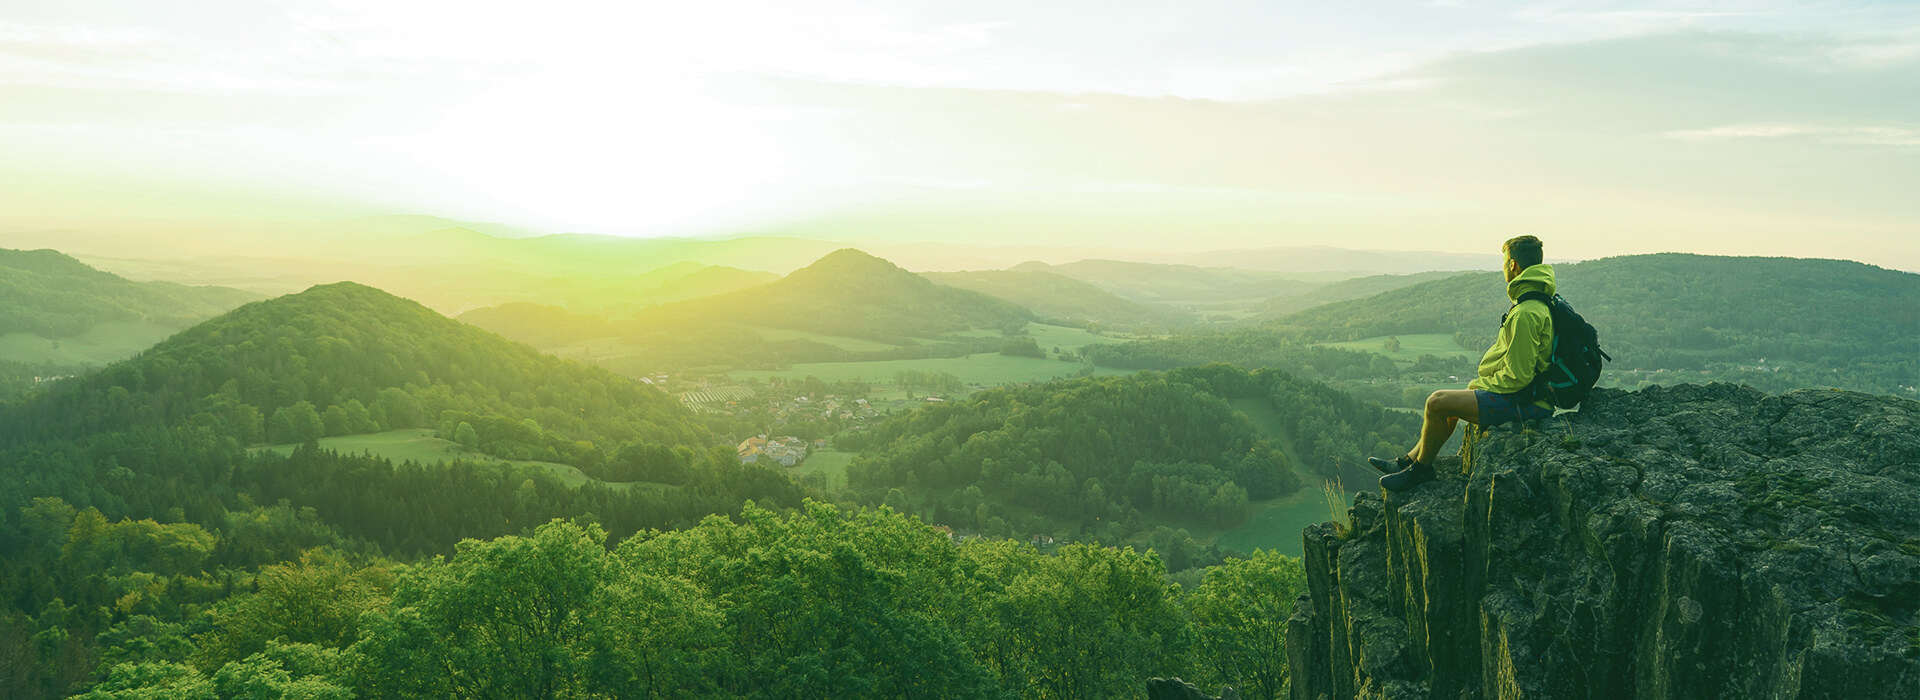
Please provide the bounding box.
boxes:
[1468,263,1554,408]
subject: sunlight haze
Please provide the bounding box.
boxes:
[1,1,1916,268]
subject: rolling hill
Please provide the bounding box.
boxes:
[923,269,1194,327]
[0,281,714,463]
[0,247,258,348]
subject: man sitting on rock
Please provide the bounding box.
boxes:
[1369,235,1556,491]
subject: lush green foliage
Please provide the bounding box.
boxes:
[0,248,257,339]
[845,365,1414,549]
[849,369,1295,536]
[7,493,1309,699]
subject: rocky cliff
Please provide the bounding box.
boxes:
[1287,384,1919,699]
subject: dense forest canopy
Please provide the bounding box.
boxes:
[5,499,1303,699]
[843,364,1418,546]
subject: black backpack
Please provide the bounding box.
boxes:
[1507,291,1611,409]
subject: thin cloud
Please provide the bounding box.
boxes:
[1666,123,1920,146]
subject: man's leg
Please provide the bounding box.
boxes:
[1412,389,1479,465]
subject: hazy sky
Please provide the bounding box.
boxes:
[1,1,1916,268]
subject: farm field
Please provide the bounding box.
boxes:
[0,321,181,366]
[1214,487,1332,558]
[789,449,856,491]
[1317,332,1471,363]
[728,352,1129,387]
[256,428,662,490]
[1212,397,1341,558]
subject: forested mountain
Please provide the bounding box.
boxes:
[925,269,1194,327]
[1011,259,1324,304]
[0,248,258,338]
[1,281,710,467]
[843,365,1417,547]
[639,248,1032,342]
[1269,254,1919,384]
[1254,269,1469,318]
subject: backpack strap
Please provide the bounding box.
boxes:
[1501,290,1554,326]
[1515,291,1553,308]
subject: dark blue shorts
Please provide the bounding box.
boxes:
[1476,389,1553,427]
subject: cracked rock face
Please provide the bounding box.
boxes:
[1286,384,1920,699]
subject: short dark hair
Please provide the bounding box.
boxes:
[1503,235,1543,268]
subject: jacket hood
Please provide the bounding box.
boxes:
[1506,263,1556,302]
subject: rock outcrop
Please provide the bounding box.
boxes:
[1287,384,1920,699]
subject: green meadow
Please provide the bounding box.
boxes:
[790,449,856,491]
[256,429,664,491]
[1211,398,1339,558]
[1215,487,1333,558]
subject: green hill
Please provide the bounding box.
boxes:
[640,249,1033,343]
[0,247,257,350]
[1,281,714,466]
[925,269,1193,327]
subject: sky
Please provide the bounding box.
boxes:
[0,0,1916,269]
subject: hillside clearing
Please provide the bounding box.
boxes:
[255,429,669,491]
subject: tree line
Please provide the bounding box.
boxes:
[10,500,1304,699]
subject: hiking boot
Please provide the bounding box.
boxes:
[1379,461,1435,492]
[1367,455,1411,475]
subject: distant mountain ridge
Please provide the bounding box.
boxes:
[637,249,1032,342]
[924,269,1192,327]
[1012,259,1322,304]
[0,248,258,338]
[1255,269,1472,318]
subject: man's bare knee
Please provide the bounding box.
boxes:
[1427,390,1473,419]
